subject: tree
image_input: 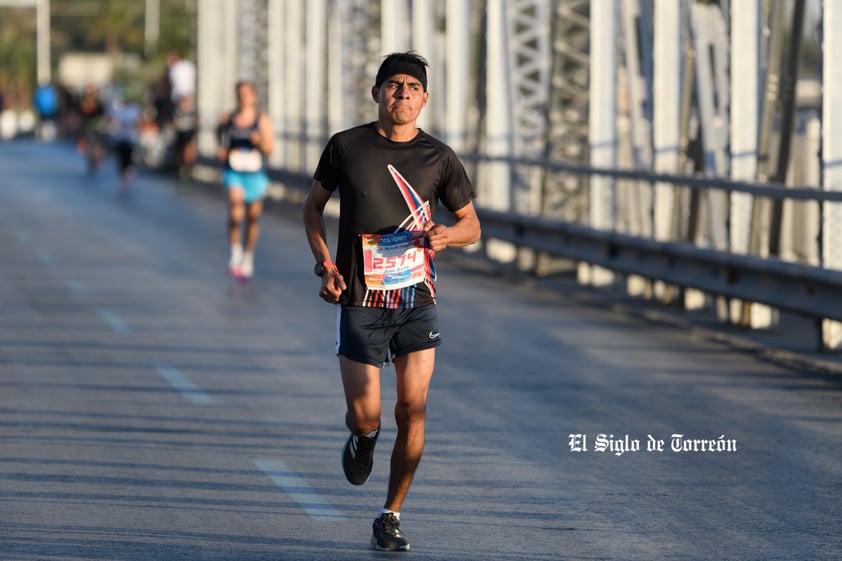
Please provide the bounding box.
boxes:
[0,7,37,107]
[0,0,195,109]
[86,0,145,61]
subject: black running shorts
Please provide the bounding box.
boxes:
[336,304,441,366]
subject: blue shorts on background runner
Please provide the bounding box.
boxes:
[223,169,270,202]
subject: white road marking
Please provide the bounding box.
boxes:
[154,365,215,405]
[67,280,87,295]
[98,308,131,334]
[253,459,345,521]
[11,229,30,243]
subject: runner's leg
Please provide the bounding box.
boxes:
[384,348,435,511]
[228,187,245,247]
[184,138,197,167]
[340,355,383,436]
[243,199,263,253]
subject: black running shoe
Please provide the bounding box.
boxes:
[371,513,410,551]
[341,426,379,485]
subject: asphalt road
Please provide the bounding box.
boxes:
[0,139,840,561]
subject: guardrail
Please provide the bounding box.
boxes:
[457,155,842,327]
[479,208,842,323]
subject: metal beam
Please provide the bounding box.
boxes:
[36,0,50,82]
[730,0,773,329]
[305,0,327,165]
[653,0,681,242]
[482,0,513,213]
[505,0,552,216]
[542,0,590,222]
[822,1,842,349]
[584,0,618,286]
[444,0,471,152]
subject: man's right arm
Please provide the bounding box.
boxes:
[303,180,346,303]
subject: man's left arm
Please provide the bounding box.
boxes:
[423,201,481,252]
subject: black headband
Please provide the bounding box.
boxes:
[375,60,428,91]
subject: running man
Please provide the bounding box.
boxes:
[172,93,199,187]
[217,81,274,281]
[303,51,481,551]
[107,89,142,191]
[76,84,106,174]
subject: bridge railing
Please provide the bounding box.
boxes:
[465,155,842,346]
[478,207,842,322]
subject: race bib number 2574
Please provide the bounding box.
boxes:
[361,231,428,290]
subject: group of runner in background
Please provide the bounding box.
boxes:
[30,52,200,192]
[28,54,272,283]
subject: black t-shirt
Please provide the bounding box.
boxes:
[314,123,475,308]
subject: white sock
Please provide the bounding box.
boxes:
[379,509,399,520]
[229,244,243,267]
[240,251,254,276]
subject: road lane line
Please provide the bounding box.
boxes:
[98,308,131,334]
[67,280,87,295]
[154,365,215,405]
[253,459,345,521]
[11,229,30,243]
[37,251,54,266]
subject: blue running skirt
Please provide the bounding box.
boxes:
[223,169,270,203]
